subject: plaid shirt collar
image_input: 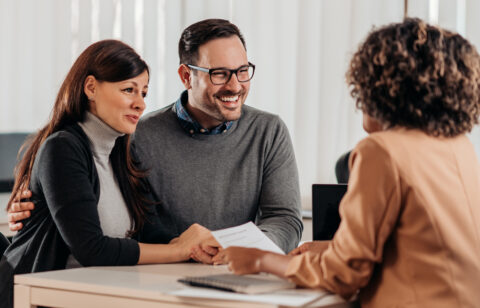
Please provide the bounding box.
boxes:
[174,91,233,136]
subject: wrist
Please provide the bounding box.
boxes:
[171,242,189,261]
[257,250,271,272]
[258,251,292,278]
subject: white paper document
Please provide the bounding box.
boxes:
[211,221,285,254]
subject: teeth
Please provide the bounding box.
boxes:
[219,96,238,102]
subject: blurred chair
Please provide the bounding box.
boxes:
[1,231,10,255]
[0,133,30,192]
[335,151,351,184]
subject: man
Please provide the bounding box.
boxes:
[8,19,303,259]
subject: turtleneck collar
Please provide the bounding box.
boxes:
[78,111,125,156]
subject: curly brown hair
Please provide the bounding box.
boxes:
[347,18,480,137]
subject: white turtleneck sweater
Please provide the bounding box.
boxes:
[66,112,131,268]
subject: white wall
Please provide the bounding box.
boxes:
[1,0,479,209]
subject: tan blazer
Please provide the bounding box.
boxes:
[286,129,480,308]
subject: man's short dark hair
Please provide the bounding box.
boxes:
[178,18,246,65]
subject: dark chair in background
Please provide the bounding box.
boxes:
[335,151,351,184]
[0,133,30,192]
[0,133,30,244]
[1,231,10,255]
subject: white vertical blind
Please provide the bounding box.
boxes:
[1,0,479,208]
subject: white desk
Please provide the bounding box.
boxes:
[14,263,353,308]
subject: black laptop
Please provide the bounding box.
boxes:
[312,184,347,240]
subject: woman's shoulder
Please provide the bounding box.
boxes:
[352,128,449,172]
[44,124,88,149]
[351,130,410,164]
[30,124,94,190]
[359,128,425,149]
[36,124,91,164]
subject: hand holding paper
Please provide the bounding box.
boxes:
[211,221,285,254]
[189,222,283,265]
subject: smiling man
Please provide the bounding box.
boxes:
[180,36,250,128]
[8,19,303,261]
[131,19,303,260]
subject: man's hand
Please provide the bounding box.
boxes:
[190,244,220,264]
[288,240,330,256]
[173,223,220,262]
[7,190,34,231]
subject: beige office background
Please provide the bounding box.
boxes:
[1,0,479,210]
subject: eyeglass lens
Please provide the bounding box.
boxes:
[210,65,254,84]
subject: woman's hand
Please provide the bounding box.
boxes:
[288,241,330,256]
[138,225,218,264]
[213,247,292,278]
[212,247,267,275]
[174,223,219,261]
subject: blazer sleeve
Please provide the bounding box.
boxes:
[256,116,303,253]
[34,133,140,266]
[285,137,402,299]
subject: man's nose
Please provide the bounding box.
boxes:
[223,72,243,92]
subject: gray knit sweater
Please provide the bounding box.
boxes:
[132,93,303,252]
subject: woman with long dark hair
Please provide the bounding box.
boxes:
[0,40,215,307]
[214,18,480,307]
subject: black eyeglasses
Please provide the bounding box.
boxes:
[187,62,255,85]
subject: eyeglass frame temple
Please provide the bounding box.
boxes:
[186,63,255,84]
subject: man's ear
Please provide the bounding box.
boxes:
[84,75,97,100]
[178,64,192,89]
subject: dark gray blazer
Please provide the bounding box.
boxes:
[0,123,163,308]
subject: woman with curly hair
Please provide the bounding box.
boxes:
[214,18,480,307]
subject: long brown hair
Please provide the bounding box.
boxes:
[8,39,151,235]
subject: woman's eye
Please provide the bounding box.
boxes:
[142,92,147,98]
[123,88,134,93]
